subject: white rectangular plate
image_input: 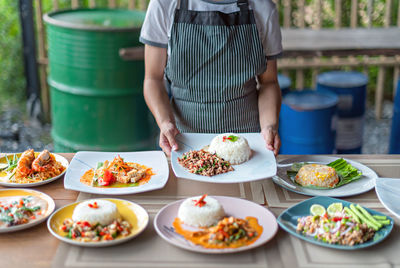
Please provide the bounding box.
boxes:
[171,133,276,183]
[64,151,169,195]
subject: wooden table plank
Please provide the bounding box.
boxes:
[282,27,400,57]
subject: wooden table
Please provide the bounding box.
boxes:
[0,153,399,268]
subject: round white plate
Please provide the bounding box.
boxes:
[47,198,149,247]
[0,153,69,188]
[0,189,55,233]
[171,133,277,183]
[272,155,377,197]
[154,196,278,254]
[376,178,400,219]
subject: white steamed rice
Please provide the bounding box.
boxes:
[72,199,119,226]
[208,133,251,165]
[178,196,225,227]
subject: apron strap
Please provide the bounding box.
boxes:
[180,0,188,10]
[237,0,249,12]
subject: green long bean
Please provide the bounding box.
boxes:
[344,207,360,223]
[356,204,382,228]
[349,204,379,230]
[373,215,387,220]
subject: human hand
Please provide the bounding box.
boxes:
[261,126,281,156]
[159,121,180,156]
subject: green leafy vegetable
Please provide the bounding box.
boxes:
[21,206,40,212]
[327,159,362,187]
[227,135,238,142]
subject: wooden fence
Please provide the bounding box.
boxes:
[33,0,400,119]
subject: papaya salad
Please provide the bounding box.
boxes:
[297,202,391,246]
[80,155,154,188]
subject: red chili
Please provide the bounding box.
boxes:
[220,230,229,238]
[61,225,67,231]
[332,217,343,222]
[193,194,207,207]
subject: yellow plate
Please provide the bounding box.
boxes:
[0,189,55,233]
[0,152,69,187]
[47,198,149,247]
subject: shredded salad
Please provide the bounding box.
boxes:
[297,202,391,246]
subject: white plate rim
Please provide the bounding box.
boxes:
[272,155,378,197]
[47,198,149,247]
[375,177,400,219]
[154,196,278,254]
[63,151,169,195]
[0,188,55,233]
[171,133,277,184]
[0,153,69,188]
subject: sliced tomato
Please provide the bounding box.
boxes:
[98,170,115,186]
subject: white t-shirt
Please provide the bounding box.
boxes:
[140,0,283,59]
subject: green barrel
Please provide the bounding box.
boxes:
[44,9,156,152]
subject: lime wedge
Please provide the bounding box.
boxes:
[327,203,343,216]
[310,204,326,216]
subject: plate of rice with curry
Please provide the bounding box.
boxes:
[154,195,278,254]
[171,133,277,183]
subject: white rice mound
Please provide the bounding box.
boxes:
[178,196,225,227]
[208,133,251,165]
[72,199,119,226]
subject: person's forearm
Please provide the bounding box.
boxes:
[258,81,281,131]
[143,78,175,127]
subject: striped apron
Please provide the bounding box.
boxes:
[165,0,267,133]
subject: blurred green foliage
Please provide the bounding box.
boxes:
[0,0,25,111]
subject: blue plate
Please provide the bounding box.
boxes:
[277,196,394,250]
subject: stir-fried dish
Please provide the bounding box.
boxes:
[80,155,154,187]
[297,203,391,246]
[178,150,234,177]
[60,218,131,242]
[0,196,48,228]
[0,150,65,184]
[287,158,362,189]
[173,216,262,249]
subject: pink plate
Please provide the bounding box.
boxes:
[154,196,278,254]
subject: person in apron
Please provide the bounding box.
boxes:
[140,0,282,156]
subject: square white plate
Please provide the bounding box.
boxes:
[171,133,277,183]
[64,151,169,195]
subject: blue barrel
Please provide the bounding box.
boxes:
[317,71,368,154]
[280,90,338,154]
[278,73,291,96]
[389,78,400,153]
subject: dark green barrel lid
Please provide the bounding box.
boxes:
[43,8,146,31]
